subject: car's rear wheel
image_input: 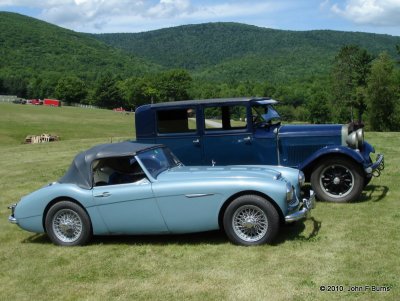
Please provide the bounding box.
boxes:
[223,195,279,246]
[45,201,92,246]
[311,157,364,202]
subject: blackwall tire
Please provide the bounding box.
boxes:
[45,201,92,246]
[223,195,280,246]
[311,157,364,203]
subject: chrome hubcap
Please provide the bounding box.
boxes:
[52,209,82,243]
[320,164,354,198]
[232,205,268,242]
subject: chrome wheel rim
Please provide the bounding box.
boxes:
[52,209,83,243]
[320,164,355,198]
[232,205,268,242]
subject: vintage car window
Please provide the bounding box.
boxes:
[251,105,267,125]
[157,108,196,134]
[137,147,182,179]
[251,105,281,126]
[204,105,247,130]
[92,156,146,186]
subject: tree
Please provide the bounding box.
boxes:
[55,76,87,104]
[92,73,124,109]
[306,92,331,124]
[120,77,161,108]
[1,75,29,97]
[27,73,60,99]
[157,69,192,102]
[331,45,373,123]
[366,52,399,131]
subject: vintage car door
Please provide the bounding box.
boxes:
[92,180,168,234]
[151,177,222,233]
[154,107,203,165]
[202,104,258,165]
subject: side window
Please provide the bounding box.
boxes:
[92,156,146,186]
[157,108,196,134]
[204,105,247,130]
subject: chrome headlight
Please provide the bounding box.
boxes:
[356,128,364,147]
[286,182,294,202]
[346,131,358,149]
[298,171,305,187]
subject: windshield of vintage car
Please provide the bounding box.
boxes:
[137,147,182,178]
[251,105,281,126]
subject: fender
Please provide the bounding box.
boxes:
[298,145,366,172]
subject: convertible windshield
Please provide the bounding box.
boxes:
[137,147,182,178]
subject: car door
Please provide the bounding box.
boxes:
[151,179,222,233]
[202,104,258,165]
[92,179,168,235]
[154,107,203,165]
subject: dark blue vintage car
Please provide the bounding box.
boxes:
[135,97,384,202]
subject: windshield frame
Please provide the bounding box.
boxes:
[136,146,182,180]
[251,104,281,127]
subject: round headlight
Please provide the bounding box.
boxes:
[298,171,305,187]
[356,128,364,147]
[346,131,358,149]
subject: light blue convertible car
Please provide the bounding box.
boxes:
[8,142,314,246]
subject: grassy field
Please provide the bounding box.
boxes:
[0,102,399,300]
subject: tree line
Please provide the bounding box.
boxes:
[1,45,399,131]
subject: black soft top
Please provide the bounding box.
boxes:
[59,141,162,189]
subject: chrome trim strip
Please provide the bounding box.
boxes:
[341,124,349,146]
[185,193,215,198]
[274,127,281,165]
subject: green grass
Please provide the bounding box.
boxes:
[0,103,134,146]
[0,103,399,300]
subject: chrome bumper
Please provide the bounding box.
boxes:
[365,153,384,177]
[8,204,18,224]
[285,190,315,223]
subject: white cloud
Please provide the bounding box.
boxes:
[330,0,400,26]
[0,0,278,32]
[146,0,191,18]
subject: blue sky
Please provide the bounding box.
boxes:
[1,0,400,36]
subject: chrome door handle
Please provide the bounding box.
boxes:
[243,136,252,144]
[94,192,111,198]
[193,139,200,145]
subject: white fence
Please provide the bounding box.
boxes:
[0,95,19,102]
[65,102,100,109]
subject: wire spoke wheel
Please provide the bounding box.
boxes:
[232,205,268,242]
[52,209,83,243]
[223,195,279,245]
[46,201,92,246]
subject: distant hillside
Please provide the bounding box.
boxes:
[0,12,159,79]
[94,22,400,82]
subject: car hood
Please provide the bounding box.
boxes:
[278,124,344,137]
[156,166,284,182]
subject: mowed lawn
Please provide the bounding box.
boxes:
[0,102,399,300]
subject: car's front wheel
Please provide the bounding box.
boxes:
[223,195,280,246]
[45,201,92,246]
[311,157,364,202]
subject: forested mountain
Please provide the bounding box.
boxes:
[0,12,158,79]
[1,13,399,129]
[94,22,400,82]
